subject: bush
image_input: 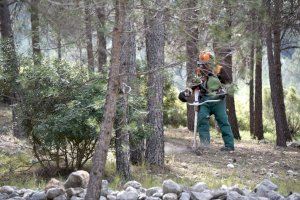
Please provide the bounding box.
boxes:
[19,59,106,171]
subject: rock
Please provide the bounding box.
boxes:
[53,194,67,200]
[64,170,90,189]
[30,191,46,200]
[78,189,87,198]
[267,190,285,200]
[211,189,227,199]
[138,193,147,200]
[145,197,161,200]
[66,188,84,197]
[191,182,208,192]
[255,185,270,197]
[256,179,278,191]
[179,192,190,200]
[70,196,84,200]
[46,188,65,199]
[227,191,247,200]
[227,163,235,169]
[286,192,300,200]
[100,196,107,200]
[116,190,139,200]
[162,180,182,194]
[152,192,163,198]
[229,186,245,195]
[287,170,298,177]
[162,193,177,200]
[124,181,142,190]
[191,191,213,200]
[101,180,109,196]
[126,186,139,193]
[107,194,117,200]
[0,186,15,194]
[146,187,162,197]
[45,178,64,192]
[287,141,300,149]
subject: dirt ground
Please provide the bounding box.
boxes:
[164,128,300,194]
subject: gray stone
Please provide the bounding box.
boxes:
[53,194,67,200]
[179,192,190,200]
[286,193,300,200]
[267,190,285,200]
[78,189,87,198]
[100,196,107,200]
[66,187,84,197]
[146,187,162,197]
[162,193,178,200]
[116,190,139,200]
[140,188,146,194]
[229,186,245,195]
[70,196,84,200]
[152,192,163,198]
[191,182,208,192]
[101,180,109,196]
[211,189,227,199]
[0,193,12,200]
[138,193,147,200]
[191,191,213,200]
[145,197,161,200]
[227,191,248,200]
[124,181,142,190]
[30,191,46,200]
[255,185,270,197]
[162,180,182,195]
[255,179,278,192]
[45,178,64,192]
[107,194,117,200]
[0,186,15,194]
[64,170,90,189]
[126,186,139,193]
[46,188,65,199]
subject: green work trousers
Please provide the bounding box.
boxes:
[197,98,234,149]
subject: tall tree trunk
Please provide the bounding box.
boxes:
[254,40,264,140]
[214,0,240,140]
[249,43,255,137]
[265,0,291,146]
[84,0,94,72]
[0,0,23,138]
[144,0,165,166]
[57,29,62,60]
[114,1,135,181]
[185,0,199,131]
[96,4,107,73]
[85,0,126,199]
[30,0,41,66]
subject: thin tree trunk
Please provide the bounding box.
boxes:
[254,40,264,140]
[249,42,255,137]
[84,0,94,72]
[114,2,135,180]
[265,0,291,146]
[185,0,199,131]
[57,29,62,60]
[0,0,23,138]
[144,0,165,166]
[30,0,41,65]
[85,0,126,199]
[96,4,107,73]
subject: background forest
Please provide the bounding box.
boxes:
[0,0,299,198]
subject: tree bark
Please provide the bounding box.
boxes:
[265,0,291,146]
[30,0,41,66]
[85,0,126,199]
[96,4,107,73]
[185,0,199,131]
[57,29,62,60]
[249,43,255,137]
[254,40,264,140]
[0,0,23,138]
[114,1,135,181]
[144,0,165,166]
[84,0,94,72]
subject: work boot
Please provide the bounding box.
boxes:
[220,147,234,152]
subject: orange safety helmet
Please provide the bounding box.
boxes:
[199,52,213,63]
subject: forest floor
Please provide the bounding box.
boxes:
[0,103,299,195]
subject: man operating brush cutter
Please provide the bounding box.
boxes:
[179,51,235,152]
